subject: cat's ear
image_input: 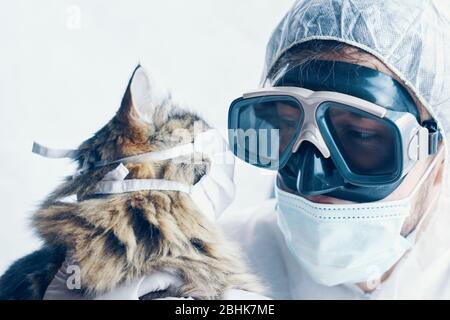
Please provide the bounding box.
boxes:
[116,65,156,127]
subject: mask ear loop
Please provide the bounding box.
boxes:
[396,144,444,206]
[406,146,445,243]
[373,145,445,298]
[391,147,444,300]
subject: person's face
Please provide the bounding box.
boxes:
[277,53,445,228]
[273,53,446,292]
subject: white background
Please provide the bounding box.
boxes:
[0,0,293,273]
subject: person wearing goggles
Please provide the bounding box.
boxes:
[221,0,450,299]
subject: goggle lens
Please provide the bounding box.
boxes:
[229,95,303,168]
[319,103,399,176]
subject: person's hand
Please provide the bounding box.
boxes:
[44,258,183,300]
[44,259,270,300]
[95,271,183,300]
[44,258,88,300]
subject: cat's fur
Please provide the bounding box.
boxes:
[0,66,262,300]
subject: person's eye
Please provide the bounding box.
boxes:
[280,117,298,127]
[347,128,378,140]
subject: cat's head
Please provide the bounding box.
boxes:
[67,66,211,200]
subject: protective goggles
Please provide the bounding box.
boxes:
[228,61,441,192]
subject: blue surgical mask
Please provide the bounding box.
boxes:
[275,153,440,287]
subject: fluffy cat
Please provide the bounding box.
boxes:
[0,66,262,299]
